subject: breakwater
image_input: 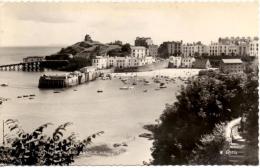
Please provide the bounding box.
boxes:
[38,66,100,88]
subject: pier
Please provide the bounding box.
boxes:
[0,60,69,72]
[38,66,100,88]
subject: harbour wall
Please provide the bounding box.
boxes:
[38,67,100,88]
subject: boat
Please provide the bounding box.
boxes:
[143,89,148,92]
[23,95,29,97]
[17,96,22,98]
[1,83,8,87]
[29,94,36,97]
[97,89,103,93]
[132,82,137,85]
[120,86,134,90]
[29,97,34,100]
[53,91,60,93]
[0,101,2,105]
[160,83,167,88]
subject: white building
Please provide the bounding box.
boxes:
[181,57,195,68]
[208,43,239,56]
[249,40,259,57]
[130,46,147,58]
[181,43,208,57]
[92,56,109,69]
[168,56,182,68]
[92,56,155,69]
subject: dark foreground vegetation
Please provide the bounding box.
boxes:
[0,120,104,165]
[150,67,258,165]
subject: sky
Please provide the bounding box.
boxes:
[0,2,258,47]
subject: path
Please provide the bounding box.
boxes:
[225,117,247,165]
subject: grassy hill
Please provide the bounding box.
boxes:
[45,35,130,71]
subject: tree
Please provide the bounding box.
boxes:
[121,43,131,54]
[151,70,245,165]
[0,119,104,165]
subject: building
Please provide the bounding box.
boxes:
[92,55,155,69]
[238,42,249,57]
[181,57,195,68]
[135,37,153,47]
[158,41,182,57]
[208,42,239,56]
[249,39,259,57]
[23,56,45,63]
[181,42,208,57]
[147,45,158,57]
[130,46,147,58]
[219,59,244,73]
[193,58,211,69]
[92,56,109,69]
[168,56,182,68]
[134,37,158,57]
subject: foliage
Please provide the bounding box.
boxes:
[0,119,104,165]
[189,123,228,164]
[121,43,131,54]
[241,72,259,165]
[151,70,246,165]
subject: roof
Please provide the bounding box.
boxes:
[131,46,146,49]
[193,59,210,68]
[221,59,243,64]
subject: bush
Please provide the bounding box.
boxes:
[0,119,104,165]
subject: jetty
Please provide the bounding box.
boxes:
[0,56,69,72]
[38,66,100,88]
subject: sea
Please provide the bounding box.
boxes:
[0,47,180,165]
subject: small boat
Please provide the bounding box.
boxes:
[23,95,29,97]
[53,91,60,93]
[17,96,22,98]
[73,89,77,91]
[120,86,134,90]
[97,90,103,93]
[29,97,34,100]
[29,94,36,97]
[132,82,137,85]
[143,89,148,92]
[160,83,167,88]
[0,101,2,105]
[1,83,8,87]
